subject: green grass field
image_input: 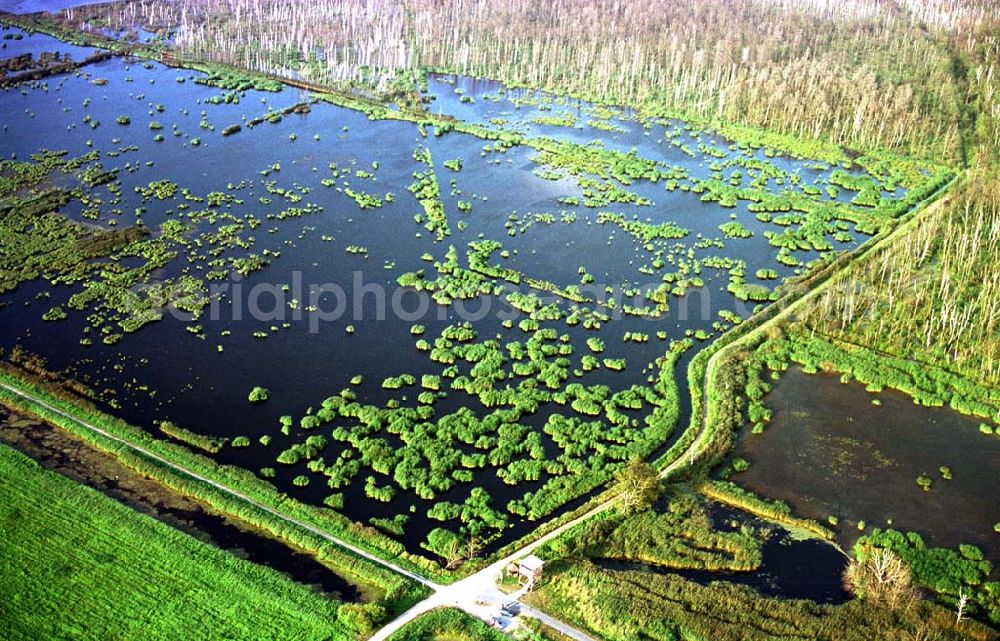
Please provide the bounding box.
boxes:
[0,443,352,641]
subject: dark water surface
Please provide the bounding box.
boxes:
[601,535,848,604]
[734,367,1000,564]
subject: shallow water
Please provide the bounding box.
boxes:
[733,367,1000,565]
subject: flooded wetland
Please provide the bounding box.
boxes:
[0,19,952,564]
[2,1,999,639]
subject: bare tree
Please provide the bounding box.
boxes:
[844,546,916,611]
[465,535,482,562]
[956,589,969,624]
[443,538,465,570]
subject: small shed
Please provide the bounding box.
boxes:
[518,554,545,589]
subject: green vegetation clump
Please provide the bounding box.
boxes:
[755,269,778,280]
[135,179,177,200]
[719,221,753,239]
[408,145,449,239]
[159,421,227,454]
[597,211,688,241]
[248,386,270,403]
[41,306,67,321]
[603,358,625,371]
[344,187,383,209]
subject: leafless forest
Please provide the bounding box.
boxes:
[803,175,1000,386]
[71,0,998,164]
